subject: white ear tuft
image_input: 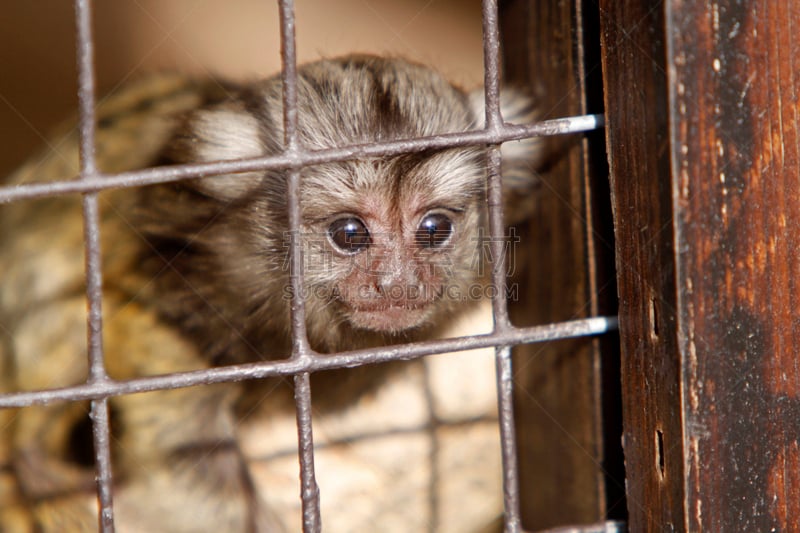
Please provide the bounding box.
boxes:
[469,87,543,224]
[192,109,264,162]
[184,108,266,201]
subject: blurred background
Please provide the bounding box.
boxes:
[0,0,483,177]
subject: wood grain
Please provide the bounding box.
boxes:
[601,1,800,529]
[502,0,622,528]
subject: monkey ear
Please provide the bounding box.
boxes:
[165,107,267,201]
[469,88,543,225]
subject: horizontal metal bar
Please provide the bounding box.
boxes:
[534,520,626,533]
[0,316,617,408]
[0,114,605,204]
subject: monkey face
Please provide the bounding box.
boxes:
[284,57,489,335]
[299,150,487,334]
[142,55,537,352]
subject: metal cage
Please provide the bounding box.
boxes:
[0,1,623,531]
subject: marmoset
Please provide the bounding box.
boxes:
[0,56,540,532]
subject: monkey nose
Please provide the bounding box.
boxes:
[375,275,426,303]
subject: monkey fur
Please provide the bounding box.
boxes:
[0,56,540,532]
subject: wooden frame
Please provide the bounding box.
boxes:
[506,0,800,530]
[502,0,622,529]
[601,0,800,530]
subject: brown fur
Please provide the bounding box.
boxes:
[0,56,540,532]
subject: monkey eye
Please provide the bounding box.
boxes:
[327,217,371,254]
[416,213,453,248]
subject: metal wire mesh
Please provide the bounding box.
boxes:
[0,1,618,532]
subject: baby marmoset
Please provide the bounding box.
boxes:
[0,56,539,532]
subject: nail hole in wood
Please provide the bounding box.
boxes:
[656,428,666,480]
[649,296,659,340]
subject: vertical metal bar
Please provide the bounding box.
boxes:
[486,146,511,328]
[75,0,97,180]
[496,346,522,533]
[481,0,511,330]
[278,1,320,531]
[482,1,521,531]
[482,2,523,532]
[278,0,309,355]
[294,372,321,532]
[89,399,115,530]
[481,0,503,131]
[74,0,115,531]
[279,0,299,153]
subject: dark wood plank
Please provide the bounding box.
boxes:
[598,1,685,530]
[601,0,800,529]
[669,1,800,530]
[502,0,622,528]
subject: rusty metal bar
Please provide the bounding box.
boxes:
[293,372,321,532]
[534,520,626,533]
[0,114,604,204]
[0,316,618,409]
[277,0,321,530]
[481,0,503,131]
[74,0,115,530]
[482,1,524,529]
[496,346,522,533]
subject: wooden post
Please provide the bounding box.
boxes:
[502,0,623,528]
[601,1,800,530]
